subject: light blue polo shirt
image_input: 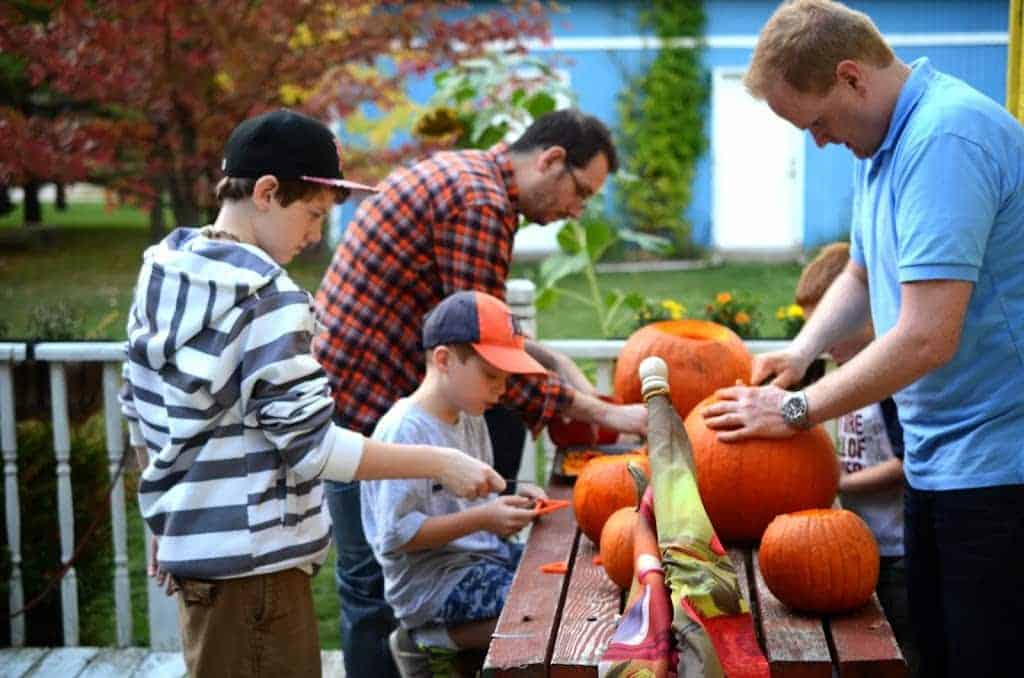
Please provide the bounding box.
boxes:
[850,58,1024,491]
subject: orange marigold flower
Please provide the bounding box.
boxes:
[734,311,751,325]
[716,292,732,304]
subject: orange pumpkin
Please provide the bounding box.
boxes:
[759,508,879,613]
[684,396,839,543]
[572,454,650,544]
[599,507,641,589]
[613,320,753,419]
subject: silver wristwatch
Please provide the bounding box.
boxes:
[780,390,811,430]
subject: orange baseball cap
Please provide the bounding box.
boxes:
[422,291,547,375]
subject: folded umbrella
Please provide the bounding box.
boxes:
[599,357,769,677]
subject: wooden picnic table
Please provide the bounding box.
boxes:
[483,472,906,678]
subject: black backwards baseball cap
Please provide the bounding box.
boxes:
[222,109,376,195]
[423,291,547,375]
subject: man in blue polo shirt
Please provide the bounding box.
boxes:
[701,2,1024,677]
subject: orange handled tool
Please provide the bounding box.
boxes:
[532,498,571,516]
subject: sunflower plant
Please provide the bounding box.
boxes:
[535,211,672,338]
[703,291,761,338]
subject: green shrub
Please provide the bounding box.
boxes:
[616,1,708,257]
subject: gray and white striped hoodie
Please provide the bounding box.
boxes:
[120,228,364,579]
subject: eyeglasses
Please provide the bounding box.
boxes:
[562,163,594,203]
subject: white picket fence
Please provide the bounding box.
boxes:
[0,279,794,664]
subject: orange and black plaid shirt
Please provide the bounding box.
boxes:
[313,144,573,436]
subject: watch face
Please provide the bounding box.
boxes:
[782,393,806,424]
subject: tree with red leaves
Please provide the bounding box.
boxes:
[0,1,550,236]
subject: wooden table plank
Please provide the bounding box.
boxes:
[750,549,833,678]
[727,547,764,652]
[549,531,621,677]
[483,477,578,677]
[829,595,906,678]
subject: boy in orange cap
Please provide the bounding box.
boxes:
[361,290,551,677]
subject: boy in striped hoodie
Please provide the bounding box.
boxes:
[120,109,504,677]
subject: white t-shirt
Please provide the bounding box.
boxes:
[838,400,905,557]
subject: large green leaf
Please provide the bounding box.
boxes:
[582,217,615,262]
[474,122,509,149]
[619,228,673,254]
[555,220,584,255]
[534,286,561,311]
[539,251,587,287]
[525,91,557,118]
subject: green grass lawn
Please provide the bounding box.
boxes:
[2,201,805,649]
[1,203,803,340]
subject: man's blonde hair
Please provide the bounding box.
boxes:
[745,0,894,98]
[796,242,850,307]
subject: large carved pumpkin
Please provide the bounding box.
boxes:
[759,509,879,613]
[613,320,753,418]
[599,506,641,589]
[684,396,839,543]
[572,454,650,544]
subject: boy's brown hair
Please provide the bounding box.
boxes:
[744,0,895,98]
[796,242,850,307]
[215,177,348,207]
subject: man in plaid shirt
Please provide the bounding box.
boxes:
[313,109,647,676]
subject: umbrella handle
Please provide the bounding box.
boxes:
[639,356,670,401]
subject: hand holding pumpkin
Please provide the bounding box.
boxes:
[702,384,795,441]
[750,346,815,388]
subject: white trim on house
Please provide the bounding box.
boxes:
[513,32,1008,51]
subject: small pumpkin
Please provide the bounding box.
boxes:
[572,453,650,544]
[613,319,753,419]
[759,508,880,614]
[684,395,839,543]
[599,506,641,589]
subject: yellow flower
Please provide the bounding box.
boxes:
[716,292,732,304]
[660,299,685,320]
[734,311,751,325]
[786,304,805,319]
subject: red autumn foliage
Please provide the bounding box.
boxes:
[0,1,550,230]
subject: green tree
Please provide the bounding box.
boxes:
[616,1,708,257]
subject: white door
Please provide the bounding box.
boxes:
[712,68,804,252]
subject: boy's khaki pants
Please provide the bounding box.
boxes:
[176,567,320,677]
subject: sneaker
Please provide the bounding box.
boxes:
[389,626,433,678]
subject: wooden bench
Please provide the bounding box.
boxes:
[483,473,906,677]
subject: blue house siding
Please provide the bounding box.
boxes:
[338,2,1009,253]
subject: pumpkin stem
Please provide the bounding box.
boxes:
[627,462,649,510]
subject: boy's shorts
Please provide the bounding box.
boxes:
[436,541,524,625]
[176,567,320,677]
